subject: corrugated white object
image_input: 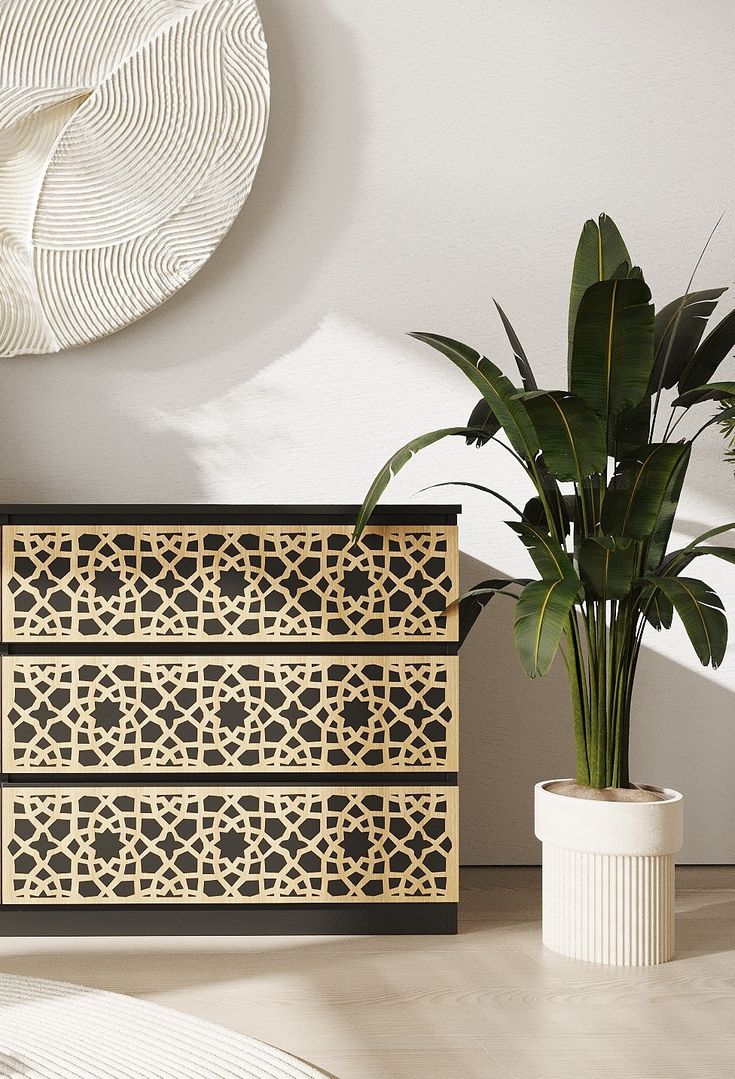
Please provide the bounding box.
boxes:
[0,0,270,356]
[0,972,328,1077]
[535,781,684,966]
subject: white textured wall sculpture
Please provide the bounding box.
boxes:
[0,0,270,357]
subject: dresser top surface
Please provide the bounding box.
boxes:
[0,504,461,525]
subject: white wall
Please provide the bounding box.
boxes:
[3,0,735,862]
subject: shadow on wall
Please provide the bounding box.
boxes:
[459,551,735,865]
[0,0,363,501]
[134,0,365,373]
[458,552,570,864]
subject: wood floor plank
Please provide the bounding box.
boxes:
[312,1047,511,1079]
[0,867,734,1078]
[484,1035,735,1079]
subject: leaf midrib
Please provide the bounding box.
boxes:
[533,580,563,670]
[422,336,538,461]
[605,279,618,419]
[545,393,584,479]
[617,444,656,533]
[518,523,571,580]
[676,578,715,660]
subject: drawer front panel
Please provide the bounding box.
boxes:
[1,525,458,642]
[2,656,458,773]
[1,786,458,905]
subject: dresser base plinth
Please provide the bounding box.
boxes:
[0,903,458,936]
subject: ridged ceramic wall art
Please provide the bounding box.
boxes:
[0,0,270,357]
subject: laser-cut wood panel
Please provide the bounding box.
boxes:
[1,525,458,642]
[1,656,458,773]
[1,786,458,905]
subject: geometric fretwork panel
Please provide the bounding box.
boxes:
[2,657,458,773]
[1,786,458,904]
[1,525,458,642]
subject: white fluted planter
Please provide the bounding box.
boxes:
[534,780,683,966]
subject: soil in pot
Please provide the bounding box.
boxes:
[546,780,668,803]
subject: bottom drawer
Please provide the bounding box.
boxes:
[1,785,458,905]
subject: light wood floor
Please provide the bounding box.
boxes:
[1,867,734,1078]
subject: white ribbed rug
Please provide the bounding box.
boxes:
[0,975,331,1079]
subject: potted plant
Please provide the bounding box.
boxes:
[353,214,735,966]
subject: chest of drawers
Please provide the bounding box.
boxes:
[0,505,459,933]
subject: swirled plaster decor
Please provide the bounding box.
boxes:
[0,0,270,357]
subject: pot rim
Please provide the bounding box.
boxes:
[539,779,683,806]
[535,779,684,856]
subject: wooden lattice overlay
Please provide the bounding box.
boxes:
[1,656,458,773]
[1,525,458,642]
[1,786,458,904]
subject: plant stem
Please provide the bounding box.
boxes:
[564,619,591,785]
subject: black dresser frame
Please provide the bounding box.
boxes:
[0,505,460,935]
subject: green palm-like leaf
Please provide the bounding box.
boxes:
[568,220,602,362]
[514,578,583,677]
[455,578,530,645]
[570,278,655,433]
[674,382,735,407]
[608,394,651,458]
[353,426,480,540]
[420,481,522,516]
[409,333,539,460]
[507,521,579,582]
[518,390,607,481]
[522,495,572,538]
[465,397,501,446]
[661,539,735,575]
[494,300,537,390]
[660,521,735,576]
[652,288,726,390]
[578,537,636,599]
[600,443,690,540]
[678,306,735,393]
[568,214,631,362]
[522,496,550,530]
[645,443,691,571]
[534,456,574,538]
[640,586,674,630]
[640,576,728,667]
[599,214,632,273]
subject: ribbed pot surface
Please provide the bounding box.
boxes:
[535,781,683,967]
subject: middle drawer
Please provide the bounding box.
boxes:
[1,656,457,773]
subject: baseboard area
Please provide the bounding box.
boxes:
[0,903,458,936]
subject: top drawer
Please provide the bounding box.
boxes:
[1,525,458,643]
